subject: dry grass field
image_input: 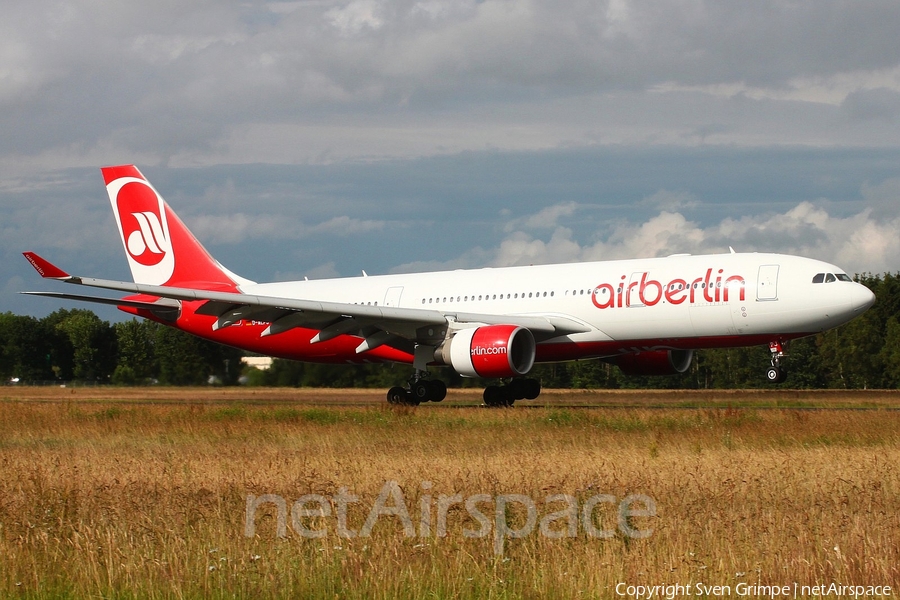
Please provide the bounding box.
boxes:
[1,387,898,599]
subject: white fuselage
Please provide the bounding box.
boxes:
[242,252,874,359]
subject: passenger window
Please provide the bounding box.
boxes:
[812,273,824,284]
[825,273,836,283]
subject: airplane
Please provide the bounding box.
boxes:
[22,164,876,405]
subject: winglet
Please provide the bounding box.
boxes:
[22,252,72,279]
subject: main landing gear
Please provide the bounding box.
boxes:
[386,374,447,406]
[483,378,541,407]
[386,376,542,407]
[766,340,788,383]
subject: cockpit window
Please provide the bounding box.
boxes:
[813,273,853,283]
[813,272,849,284]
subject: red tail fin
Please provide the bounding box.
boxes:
[102,165,252,291]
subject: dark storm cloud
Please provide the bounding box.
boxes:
[2,1,900,164]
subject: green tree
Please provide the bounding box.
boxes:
[0,313,58,381]
[879,317,900,388]
[155,327,213,385]
[55,309,117,381]
[113,319,159,384]
[816,311,883,388]
[154,325,243,385]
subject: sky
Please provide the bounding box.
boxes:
[2,0,900,319]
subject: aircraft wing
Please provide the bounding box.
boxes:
[22,252,590,352]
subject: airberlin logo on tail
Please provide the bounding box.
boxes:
[107,176,175,286]
[592,269,746,309]
[126,211,168,266]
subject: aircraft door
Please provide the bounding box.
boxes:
[626,272,645,307]
[383,286,404,307]
[757,265,779,301]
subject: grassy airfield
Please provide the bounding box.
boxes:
[1,387,898,598]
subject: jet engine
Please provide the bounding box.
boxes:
[616,349,694,376]
[436,325,536,378]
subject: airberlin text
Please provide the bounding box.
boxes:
[593,268,746,309]
[471,346,507,356]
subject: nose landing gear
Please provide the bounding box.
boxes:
[766,340,788,383]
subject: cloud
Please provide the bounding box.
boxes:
[476,200,900,276]
[842,87,900,121]
[326,0,385,34]
[4,0,900,168]
[186,213,386,244]
[860,177,900,218]
[4,147,900,318]
[638,189,700,211]
[503,201,579,232]
[186,213,292,245]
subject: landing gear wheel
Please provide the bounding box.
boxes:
[509,378,527,400]
[428,379,447,402]
[483,385,514,407]
[411,380,431,402]
[523,378,541,400]
[505,378,541,401]
[766,367,787,383]
[387,386,407,405]
[483,385,501,407]
[766,340,788,384]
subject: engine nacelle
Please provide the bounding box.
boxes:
[437,325,536,378]
[616,349,694,376]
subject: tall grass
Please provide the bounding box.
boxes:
[1,395,898,598]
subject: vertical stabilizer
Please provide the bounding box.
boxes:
[102,165,253,290]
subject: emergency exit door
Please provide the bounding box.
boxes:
[756,265,779,301]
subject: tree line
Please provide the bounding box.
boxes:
[0,309,242,385]
[2,272,898,389]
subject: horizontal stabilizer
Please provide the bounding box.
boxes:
[21,291,181,314]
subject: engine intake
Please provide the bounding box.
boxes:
[616,349,694,376]
[437,325,536,378]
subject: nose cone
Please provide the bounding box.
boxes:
[850,283,876,313]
